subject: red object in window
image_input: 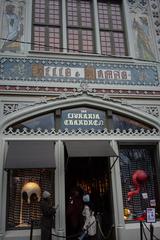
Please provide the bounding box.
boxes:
[128,170,148,201]
[135,212,147,221]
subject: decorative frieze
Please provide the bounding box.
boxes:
[0,57,159,87]
[3,127,160,138]
[133,105,160,118]
[3,103,19,115]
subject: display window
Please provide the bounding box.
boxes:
[7,108,155,133]
[112,114,152,131]
[119,145,160,222]
[6,169,55,230]
[7,113,55,132]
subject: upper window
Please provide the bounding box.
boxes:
[32,0,61,52]
[67,0,94,53]
[32,0,127,55]
[98,0,127,56]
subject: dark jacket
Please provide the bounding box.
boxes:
[40,198,56,240]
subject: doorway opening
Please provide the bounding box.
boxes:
[65,154,115,239]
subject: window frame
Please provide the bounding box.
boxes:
[66,0,96,54]
[98,0,128,56]
[31,0,62,52]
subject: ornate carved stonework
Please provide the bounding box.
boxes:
[128,0,157,61]
[149,0,160,59]
[133,105,160,118]
[3,103,19,115]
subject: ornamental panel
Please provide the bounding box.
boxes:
[0,58,159,87]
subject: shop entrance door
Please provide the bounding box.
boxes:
[64,140,116,240]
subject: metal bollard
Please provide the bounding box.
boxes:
[150,223,154,240]
[30,219,34,240]
[140,221,143,240]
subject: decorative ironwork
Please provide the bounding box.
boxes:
[3,127,159,137]
[3,104,19,115]
[133,105,160,117]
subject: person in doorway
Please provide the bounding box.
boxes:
[82,205,96,240]
[82,205,97,240]
[66,187,84,237]
[40,191,57,240]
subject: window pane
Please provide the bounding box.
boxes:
[32,0,61,52]
[98,0,127,56]
[34,0,45,24]
[98,1,109,29]
[68,29,79,52]
[80,0,92,28]
[49,0,60,25]
[111,3,123,30]
[49,27,60,52]
[120,146,159,222]
[67,0,93,53]
[112,114,152,131]
[100,31,112,55]
[113,32,126,56]
[8,113,55,132]
[7,169,54,229]
[82,30,93,53]
[67,0,79,26]
[33,26,46,51]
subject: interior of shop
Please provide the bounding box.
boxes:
[65,154,115,239]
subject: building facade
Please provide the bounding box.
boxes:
[0,0,160,239]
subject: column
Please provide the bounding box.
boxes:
[110,140,125,240]
[123,0,135,57]
[0,138,7,240]
[62,0,67,53]
[93,0,101,54]
[55,140,66,240]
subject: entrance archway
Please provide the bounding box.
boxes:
[0,93,159,240]
[64,140,117,239]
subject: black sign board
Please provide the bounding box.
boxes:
[61,107,106,131]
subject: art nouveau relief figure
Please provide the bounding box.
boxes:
[132,13,155,61]
[0,0,25,52]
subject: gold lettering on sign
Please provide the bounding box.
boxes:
[85,65,96,80]
[32,64,44,77]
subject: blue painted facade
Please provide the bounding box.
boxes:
[0,57,159,86]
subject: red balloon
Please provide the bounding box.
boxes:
[127,170,148,201]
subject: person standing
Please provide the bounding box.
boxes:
[82,205,97,240]
[40,191,56,240]
[66,187,84,237]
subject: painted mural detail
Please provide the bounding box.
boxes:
[0,0,25,52]
[132,14,155,60]
[0,58,158,86]
[128,1,156,61]
[149,0,160,59]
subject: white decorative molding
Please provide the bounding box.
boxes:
[2,97,50,116]
[1,91,160,134]
[3,127,159,138]
[133,105,160,117]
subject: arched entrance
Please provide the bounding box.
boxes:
[64,140,117,239]
[0,93,159,240]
